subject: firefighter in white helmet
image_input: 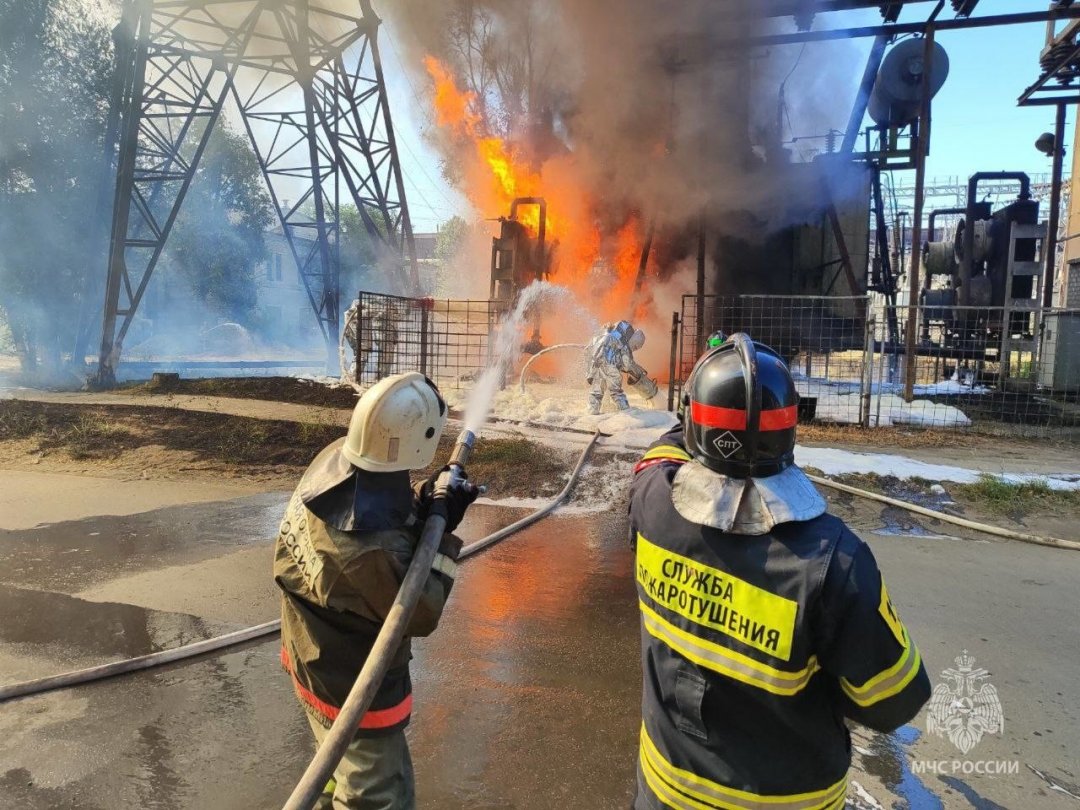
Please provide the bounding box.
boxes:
[274,372,479,809]
[584,320,658,415]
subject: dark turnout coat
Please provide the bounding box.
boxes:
[630,430,930,810]
[274,439,457,737]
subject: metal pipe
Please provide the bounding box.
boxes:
[668,311,680,412]
[726,8,1080,48]
[358,0,420,295]
[958,172,1032,306]
[695,211,707,356]
[927,206,965,242]
[841,34,888,154]
[903,25,938,402]
[1045,103,1067,308]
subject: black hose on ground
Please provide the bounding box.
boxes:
[0,432,601,705]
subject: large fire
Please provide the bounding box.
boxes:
[423,56,650,323]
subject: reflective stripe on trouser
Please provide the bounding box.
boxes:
[589,364,628,411]
[638,724,847,810]
[306,713,416,810]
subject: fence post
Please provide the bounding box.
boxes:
[355,292,365,383]
[668,311,680,412]
[419,304,429,378]
[860,307,875,428]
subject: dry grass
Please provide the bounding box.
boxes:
[115,376,360,408]
[0,400,570,497]
[797,422,1043,451]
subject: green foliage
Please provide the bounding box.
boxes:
[338,203,384,294]
[165,122,273,323]
[433,215,470,266]
[0,0,113,370]
[953,474,1080,517]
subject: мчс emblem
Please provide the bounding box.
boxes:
[712,431,743,458]
[926,651,1004,754]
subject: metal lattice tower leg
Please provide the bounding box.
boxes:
[95,0,418,385]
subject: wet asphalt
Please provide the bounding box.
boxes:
[1,483,1079,809]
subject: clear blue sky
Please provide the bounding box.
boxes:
[381,1,1070,231]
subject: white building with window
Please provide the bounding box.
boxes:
[256,230,321,346]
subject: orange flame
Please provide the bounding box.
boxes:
[423,56,651,323]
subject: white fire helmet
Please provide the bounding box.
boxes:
[341,372,448,472]
[628,329,645,351]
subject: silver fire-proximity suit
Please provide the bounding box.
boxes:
[344,298,398,380]
[584,321,648,415]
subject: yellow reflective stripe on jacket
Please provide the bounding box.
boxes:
[840,638,923,708]
[641,445,692,463]
[639,724,847,810]
[636,533,798,660]
[639,601,819,696]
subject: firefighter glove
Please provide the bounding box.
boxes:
[415,467,481,533]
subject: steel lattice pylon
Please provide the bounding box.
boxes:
[95,0,417,385]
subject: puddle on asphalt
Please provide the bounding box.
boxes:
[0,492,288,592]
[855,725,943,810]
[0,583,229,677]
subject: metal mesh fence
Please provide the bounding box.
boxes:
[672,293,1080,439]
[349,292,506,388]
[675,295,872,426]
[868,302,1080,438]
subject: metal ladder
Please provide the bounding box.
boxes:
[1000,221,1047,381]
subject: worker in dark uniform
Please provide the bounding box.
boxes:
[630,333,930,810]
[274,372,479,809]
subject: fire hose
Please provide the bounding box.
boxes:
[518,343,585,392]
[518,343,659,403]
[0,431,601,708]
[806,474,1080,552]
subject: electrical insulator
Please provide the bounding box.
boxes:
[951,0,979,15]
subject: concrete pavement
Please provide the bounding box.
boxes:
[0,471,1078,808]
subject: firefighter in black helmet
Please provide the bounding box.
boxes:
[630,333,930,810]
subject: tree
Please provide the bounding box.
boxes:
[434,215,471,266]
[164,122,273,324]
[0,0,113,373]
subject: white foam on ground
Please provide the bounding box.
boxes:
[476,496,609,515]
[449,376,1079,490]
[797,445,1080,490]
[796,377,973,428]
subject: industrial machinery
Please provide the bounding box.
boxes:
[489,197,550,353]
[920,172,1046,359]
[489,197,549,305]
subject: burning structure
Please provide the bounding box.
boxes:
[387,1,916,366]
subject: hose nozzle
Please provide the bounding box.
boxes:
[449,429,477,470]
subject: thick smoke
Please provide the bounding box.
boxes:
[388,0,860,235]
[385,0,862,372]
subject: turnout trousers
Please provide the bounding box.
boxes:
[588,363,629,413]
[306,714,416,810]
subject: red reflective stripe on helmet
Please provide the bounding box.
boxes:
[281,646,412,729]
[689,401,746,430]
[759,405,798,431]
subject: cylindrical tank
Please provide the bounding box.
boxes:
[868,38,950,128]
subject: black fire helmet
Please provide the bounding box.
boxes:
[681,332,799,479]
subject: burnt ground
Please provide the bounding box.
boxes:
[115,376,362,409]
[109,376,1073,452]
[0,400,571,499]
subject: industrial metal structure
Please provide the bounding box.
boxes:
[93,0,416,385]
